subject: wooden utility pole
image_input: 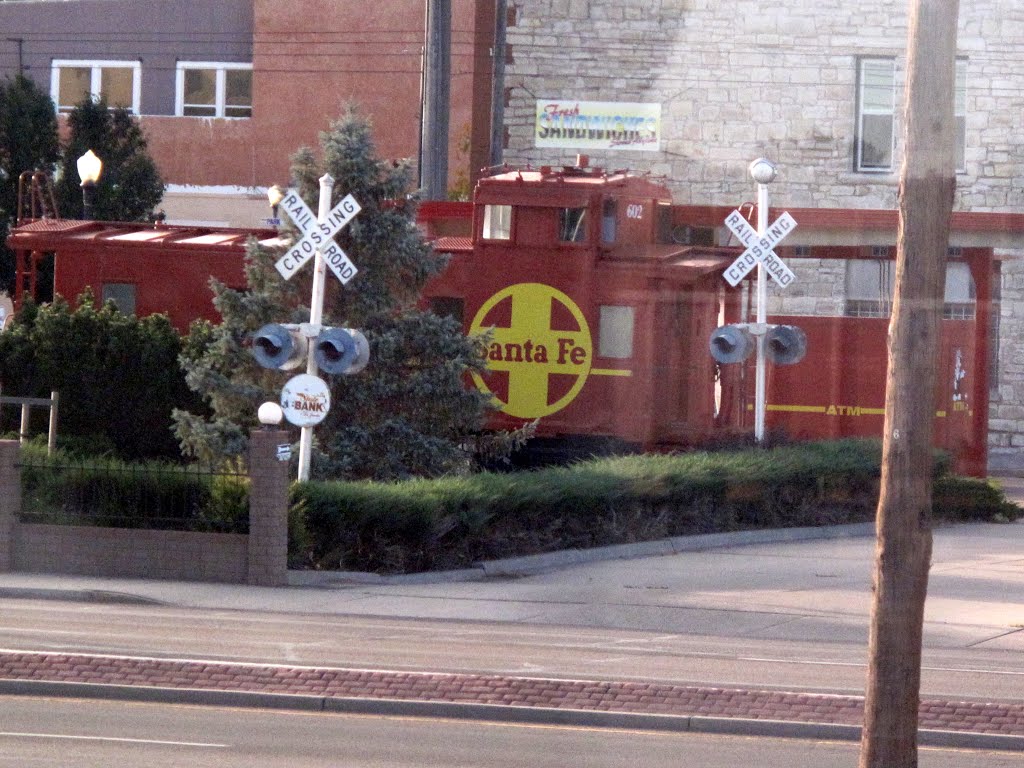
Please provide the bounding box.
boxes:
[859,1,960,767]
[489,0,508,168]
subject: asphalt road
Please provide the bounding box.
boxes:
[2,597,1024,703]
[1,696,1020,768]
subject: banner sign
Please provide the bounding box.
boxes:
[535,100,661,151]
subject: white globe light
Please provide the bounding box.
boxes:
[77,149,103,185]
[257,401,284,426]
[748,158,777,185]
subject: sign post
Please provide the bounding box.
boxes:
[274,174,361,480]
[722,159,796,442]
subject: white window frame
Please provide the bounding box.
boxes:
[175,62,253,118]
[598,305,635,359]
[482,204,512,240]
[855,57,896,173]
[51,59,141,114]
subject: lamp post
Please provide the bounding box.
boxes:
[266,184,284,226]
[76,149,103,220]
[748,157,777,443]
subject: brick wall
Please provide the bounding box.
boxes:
[0,437,291,584]
[12,525,247,582]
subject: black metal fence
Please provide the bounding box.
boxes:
[17,454,249,534]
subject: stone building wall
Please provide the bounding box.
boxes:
[502,0,1024,470]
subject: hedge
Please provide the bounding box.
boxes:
[291,439,1020,574]
[18,439,1018,575]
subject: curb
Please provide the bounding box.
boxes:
[290,521,879,585]
[0,587,165,605]
[0,522,879,594]
[3,678,1023,752]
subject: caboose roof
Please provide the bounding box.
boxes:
[7,219,279,254]
[475,166,672,205]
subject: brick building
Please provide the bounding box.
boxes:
[0,0,497,225]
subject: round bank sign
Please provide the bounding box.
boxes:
[470,283,593,419]
[280,374,331,427]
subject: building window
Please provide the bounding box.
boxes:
[943,260,976,319]
[482,204,512,240]
[955,58,967,172]
[101,283,136,315]
[855,58,895,172]
[51,60,141,113]
[844,259,975,319]
[175,62,253,118]
[559,207,588,242]
[598,305,634,359]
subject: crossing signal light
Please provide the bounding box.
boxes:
[764,324,807,366]
[313,327,370,375]
[709,323,807,366]
[250,323,371,375]
[251,323,306,370]
[709,324,754,364]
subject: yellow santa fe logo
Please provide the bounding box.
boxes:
[470,283,593,418]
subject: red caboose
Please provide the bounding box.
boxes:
[422,162,992,475]
[424,162,738,455]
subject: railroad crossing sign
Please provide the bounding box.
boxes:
[723,209,797,288]
[274,189,361,283]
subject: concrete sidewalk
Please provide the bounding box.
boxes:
[1,509,1024,749]
[3,520,1023,648]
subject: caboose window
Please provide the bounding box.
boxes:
[101,283,137,315]
[429,296,464,324]
[601,200,617,243]
[598,305,635,358]
[559,208,588,243]
[482,205,512,239]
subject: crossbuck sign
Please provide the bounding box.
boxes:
[275,189,361,283]
[723,209,797,288]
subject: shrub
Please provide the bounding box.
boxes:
[18,439,1016,576]
[0,294,203,460]
[291,439,1017,574]
[18,444,247,533]
[932,475,1021,523]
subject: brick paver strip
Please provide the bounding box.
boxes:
[2,650,1023,735]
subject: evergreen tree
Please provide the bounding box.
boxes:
[174,105,498,479]
[0,75,60,293]
[53,96,164,222]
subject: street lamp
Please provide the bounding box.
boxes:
[266,184,284,225]
[748,158,777,443]
[76,149,103,220]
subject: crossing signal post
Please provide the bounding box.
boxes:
[718,159,803,442]
[252,174,364,481]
